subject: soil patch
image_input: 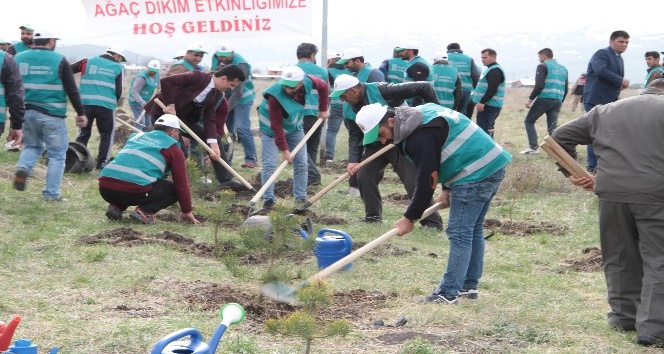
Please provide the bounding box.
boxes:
[483,219,568,236]
[295,210,348,225]
[374,331,446,345]
[352,241,414,257]
[561,247,603,272]
[387,193,410,205]
[164,279,392,330]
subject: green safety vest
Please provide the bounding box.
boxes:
[0,53,6,124]
[79,56,123,109]
[128,70,159,104]
[257,78,314,137]
[401,103,512,187]
[472,64,505,107]
[15,49,68,117]
[447,52,474,91]
[212,53,256,105]
[644,66,664,88]
[386,57,407,84]
[432,64,459,109]
[539,60,567,100]
[99,130,179,185]
[328,66,351,105]
[297,62,328,116]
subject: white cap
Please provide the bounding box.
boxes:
[215,42,234,57]
[106,45,126,61]
[395,44,418,51]
[154,114,182,130]
[186,42,207,53]
[432,52,448,61]
[0,38,11,44]
[34,29,59,40]
[328,50,342,59]
[329,74,359,98]
[336,48,364,65]
[147,59,160,72]
[356,103,388,145]
[278,66,305,87]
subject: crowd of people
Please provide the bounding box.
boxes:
[2,24,663,347]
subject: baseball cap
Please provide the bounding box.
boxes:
[215,43,234,57]
[0,39,11,45]
[19,25,34,32]
[154,114,184,131]
[394,44,418,52]
[432,53,448,61]
[106,45,126,61]
[34,30,59,40]
[336,48,363,65]
[356,103,388,145]
[328,50,342,59]
[278,66,305,87]
[329,74,359,98]
[173,49,186,59]
[186,42,207,53]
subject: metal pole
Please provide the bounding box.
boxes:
[321,0,328,64]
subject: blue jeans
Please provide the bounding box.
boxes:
[584,103,598,170]
[524,98,562,149]
[16,109,69,200]
[129,102,152,132]
[233,101,257,164]
[435,167,506,296]
[325,103,344,161]
[476,104,502,138]
[260,130,308,202]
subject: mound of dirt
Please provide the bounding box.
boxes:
[484,220,568,236]
[561,247,602,272]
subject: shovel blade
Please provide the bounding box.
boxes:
[260,281,299,305]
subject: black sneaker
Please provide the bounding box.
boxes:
[637,335,664,347]
[218,179,244,190]
[307,179,321,187]
[458,289,479,299]
[362,215,382,223]
[106,204,123,221]
[13,169,28,191]
[424,293,458,304]
[263,199,275,211]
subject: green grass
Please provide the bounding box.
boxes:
[1,87,659,353]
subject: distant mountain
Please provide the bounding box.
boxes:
[56,43,160,66]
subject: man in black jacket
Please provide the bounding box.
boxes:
[329,75,443,228]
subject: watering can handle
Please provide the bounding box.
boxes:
[317,228,352,254]
[150,328,204,354]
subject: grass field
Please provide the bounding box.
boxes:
[1,84,658,354]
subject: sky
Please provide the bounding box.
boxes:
[2,0,662,84]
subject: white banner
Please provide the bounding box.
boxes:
[80,0,313,41]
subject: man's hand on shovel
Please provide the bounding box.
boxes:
[394,191,450,236]
[281,149,293,163]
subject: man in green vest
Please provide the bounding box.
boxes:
[355,102,511,304]
[520,48,568,154]
[296,42,329,187]
[128,59,160,131]
[0,39,11,52]
[256,66,329,210]
[6,25,34,56]
[72,45,126,170]
[446,43,481,117]
[472,48,506,138]
[0,50,25,146]
[99,114,200,225]
[395,43,434,106]
[168,42,206,76]
[210,43,258,169]
[379,48,408,84]
[643,51,664,88]
[431,54,462,110]
[13,29,88,201]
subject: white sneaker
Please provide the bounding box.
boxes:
[200,177,212,185]
[519,148,540,155]
[347,187,360,197]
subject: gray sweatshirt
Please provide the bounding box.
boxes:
[551,87,664,204]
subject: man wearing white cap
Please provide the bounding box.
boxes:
[395,44,434,106]
[0,39,11,52]
[6,25,34,55]
[210,43,258,169]
[324,51,351,164]
[431,54,462,110]
[296,42,329,186]
[99,114,199,225]
[13,29,88,201]
[328,74,443,228]
[71,44,126,170]
[355,102,510,304]
[168,42,206,76]
[336,48,385,83]
[129,59,160,131]
[256,65,330,210]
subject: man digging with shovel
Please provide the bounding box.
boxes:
[355,102,511,304]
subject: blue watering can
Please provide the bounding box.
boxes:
[313,229,353,270]
[3,338,58,354]
[150,303,246,354]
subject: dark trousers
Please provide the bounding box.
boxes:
[356,143,443,227]
[303,115,322,183]
[584,103,598,171]
[184,119,233,184]
[99,179,177,214]
[76,105,115,169]
[599,200,664,337]
[476,104,501,138]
